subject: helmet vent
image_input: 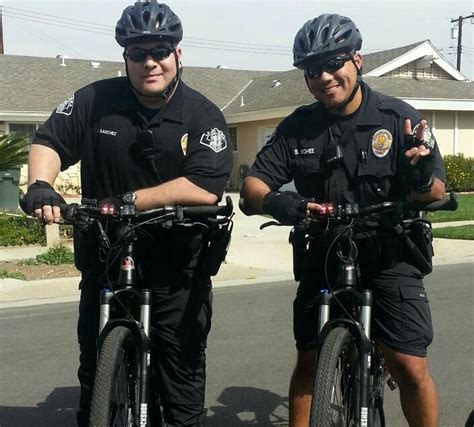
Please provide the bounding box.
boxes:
[335,29,351,44]
[308,30,315,46]
[143,10,151,25]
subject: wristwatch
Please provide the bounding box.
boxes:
[121,191,137,205]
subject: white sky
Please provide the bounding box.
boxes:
[2,0,473,79]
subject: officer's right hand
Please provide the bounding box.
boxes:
[23,180,65,225]
[262,191,319,225]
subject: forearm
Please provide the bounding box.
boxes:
[27,144,61,186]
[410,178,445,202]
[134,177,218,211]
[240,176,272,213]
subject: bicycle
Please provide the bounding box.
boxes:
[255,193,458,427]
[58,195,234,427]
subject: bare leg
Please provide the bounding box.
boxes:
[289,350,317,427]
[379,342,438,427]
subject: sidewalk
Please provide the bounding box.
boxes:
[1,193,473,308]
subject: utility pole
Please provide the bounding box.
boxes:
[0,5,4,55]
[451,13,474,71]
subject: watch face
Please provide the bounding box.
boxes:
[122,192,136,204]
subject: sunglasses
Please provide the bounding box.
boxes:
[305,54,352,79]
[124,46,174,63]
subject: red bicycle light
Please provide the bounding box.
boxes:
[100,204,116,215]
[320,203,334,215]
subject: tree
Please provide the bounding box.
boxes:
[0,133,29,172]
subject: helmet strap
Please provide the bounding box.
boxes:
[124,48,181,101]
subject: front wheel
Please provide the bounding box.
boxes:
[310,327,358,427]
[89,326,140,427]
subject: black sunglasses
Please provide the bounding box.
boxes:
[124,46,174,63]
[305,54,352,79]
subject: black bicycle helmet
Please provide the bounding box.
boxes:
[115,0,183,47]
[293,14,362,68]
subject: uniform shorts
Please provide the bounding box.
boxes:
[293,262,434,357]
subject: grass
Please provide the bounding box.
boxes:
[432,225,474,240]
[35,244,74,265]
[0,269,26,280]
[427,194,474,223]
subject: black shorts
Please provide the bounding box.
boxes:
[293,262,434,357]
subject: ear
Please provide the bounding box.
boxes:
[175,46,183,64]
[353,52,363,71]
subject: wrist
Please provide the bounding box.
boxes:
[411,176,434,194]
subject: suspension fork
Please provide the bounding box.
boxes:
[139,289,152,426]
[358,290,373,427]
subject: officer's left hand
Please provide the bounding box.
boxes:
[403,119,432,166]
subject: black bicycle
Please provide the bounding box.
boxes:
[58,196,233,427]
[256,193,458,427]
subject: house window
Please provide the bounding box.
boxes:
[229,126,238,152]
[8,123,38,144]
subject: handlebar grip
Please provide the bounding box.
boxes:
[407,192,458,212]
[182,195,233,217]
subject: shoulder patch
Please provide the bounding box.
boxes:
[199,128,227,153]
[56,95,75,116]
[412,123,436,150]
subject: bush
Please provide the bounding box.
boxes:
[0,213,45,246]
[443,154,474,192]
[36,244,74,265]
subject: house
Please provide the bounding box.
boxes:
[0,40,472,192]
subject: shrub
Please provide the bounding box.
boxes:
[36,244,74,265]
[0,213,46,246]
[443,154,474,192]
[0,269,26,280]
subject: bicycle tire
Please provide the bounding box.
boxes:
[89,326,140,427]
[310,327,358,427]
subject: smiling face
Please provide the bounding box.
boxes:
[124,40,182,104]
[306,53,363,115]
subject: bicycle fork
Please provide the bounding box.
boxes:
[318,289,373,427]
[99,288,153,426]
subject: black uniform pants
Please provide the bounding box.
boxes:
[76,270,213,427]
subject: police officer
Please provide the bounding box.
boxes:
[22,1,232,425]
[241,14,445,427]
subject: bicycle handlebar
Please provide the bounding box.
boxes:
[59,195,234,226]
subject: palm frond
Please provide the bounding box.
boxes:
[0,133,29,172]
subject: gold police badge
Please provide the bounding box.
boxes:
[180,133,188,156]
[371,129,393,158]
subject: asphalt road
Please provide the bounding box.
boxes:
[0,263,472,426]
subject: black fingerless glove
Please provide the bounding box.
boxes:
[403,134,437,193]
[22,180,65,215]
[262,191,310,225]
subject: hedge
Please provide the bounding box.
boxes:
[0,213,46,246]
[443,154,474,192]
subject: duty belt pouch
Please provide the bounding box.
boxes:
[290,225,309,282]
[201,219,233,276]
[407,218,434,275]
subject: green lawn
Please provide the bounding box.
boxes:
[427,193,474,223]
[432,224,474,240]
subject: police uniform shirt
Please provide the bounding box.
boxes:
[249,82,446,207]
[33,78,233,201]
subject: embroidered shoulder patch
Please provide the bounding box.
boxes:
[56,95,75,116]
[199,128,227,153]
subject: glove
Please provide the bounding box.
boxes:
[262,191,311,225]
[22,180,65,215]
[403,133,437,193]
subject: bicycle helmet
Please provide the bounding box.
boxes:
[293,14,362,68]
[115,0,183,47]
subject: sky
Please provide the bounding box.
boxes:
[1,0,473,79]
